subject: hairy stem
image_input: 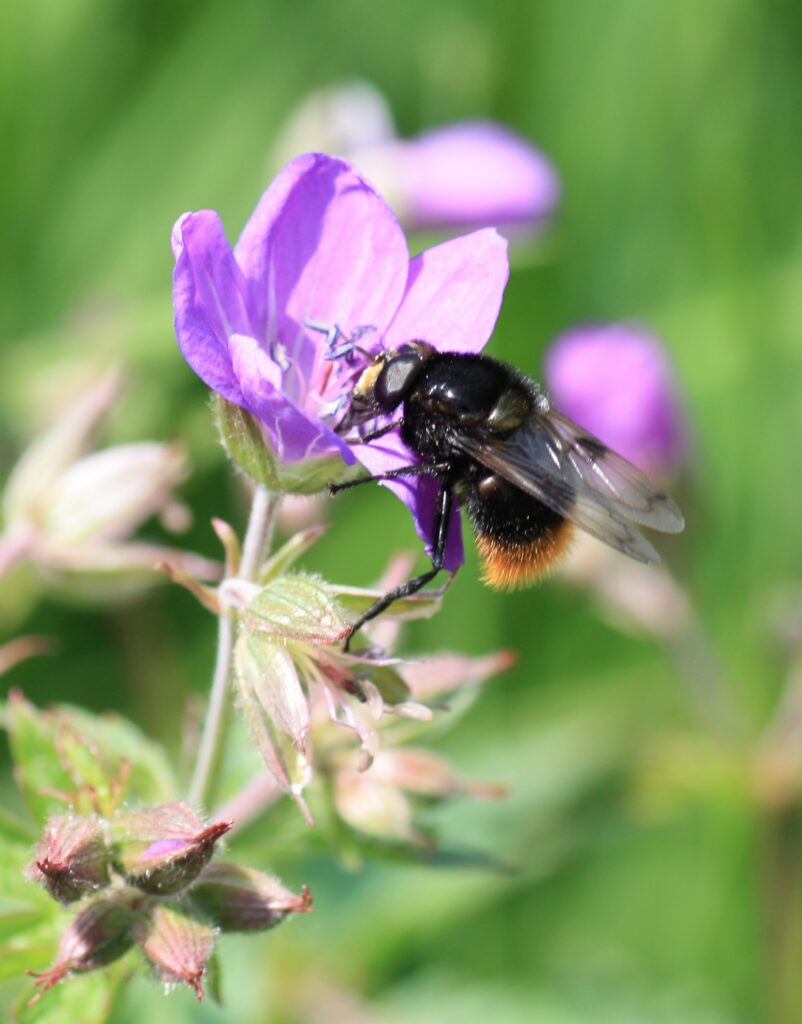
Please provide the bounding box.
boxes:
[188,484,277,810]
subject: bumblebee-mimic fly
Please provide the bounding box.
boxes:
[332,340,684,649]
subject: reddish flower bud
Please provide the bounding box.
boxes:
[189,862,312,932]
[110,802,231,895]
[135,902,215,1001]
[27,895,136,1004]
[28,814,111,904]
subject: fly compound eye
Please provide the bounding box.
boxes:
[374,351,425,411]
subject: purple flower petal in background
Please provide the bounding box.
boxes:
[384,121,560,233]
[172,153,510,571]
[543,324,688,478]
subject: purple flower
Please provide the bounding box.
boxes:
[381,121,560,233]
[172,153,509,570]
[544,324,688,477]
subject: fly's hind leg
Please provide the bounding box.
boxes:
[344,482,454,652]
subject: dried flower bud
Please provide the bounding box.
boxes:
[189,863,312,932]
[110,802,231,895]
[28,814,110,904]
[27,895,136,1003]
[135,901,215,1001]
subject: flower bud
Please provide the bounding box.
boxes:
[39,442,187,546]
[110,802,231,895]
[28,814,110,904]
[1,372,218,604]
[189,862,312,932]
[235,631,310,751]
[333,765,419,845]
[370,748,505,801]
[27,895,136,1003]
[213,396,350,495]
[135,901,215,1001]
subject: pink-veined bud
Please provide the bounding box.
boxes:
[401,648,517,701]
[333,764,420,845]
[28,814,110,904]
[189,862,312,932]
[369,748,506,801]
[27,895,137,1004]
[134,901,215,1002]
[110,802,231,895]
[1,372,221,602]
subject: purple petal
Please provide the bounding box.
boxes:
[384,229,508,355]
[143,839,187,859]
[352,436,463,571]
[172,211,253,404]
[544,324,688,477]
[230,335,355,465]
[398,121,560,231]
[234,154,410,377]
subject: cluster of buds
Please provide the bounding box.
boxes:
[26,801,310,1003]
[174,503,511,838]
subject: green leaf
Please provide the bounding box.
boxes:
[0,806,37,845]
[0,914,60,983]
[335,583,445,623]
[204,949,223,1006]
[258,524,328,584]
[4,692,175,823]
[13,966,122,1024]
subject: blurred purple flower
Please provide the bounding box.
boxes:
[379,121,560,233]
[272,85,559,235]
[544,324,688,477]
[172,153,509,570]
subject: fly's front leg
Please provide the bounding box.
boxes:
[344,482,454,651]
[329,462,450,495]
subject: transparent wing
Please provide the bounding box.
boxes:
[452,409,683,564]
[546,412,684,532]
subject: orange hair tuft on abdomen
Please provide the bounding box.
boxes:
[475,520,574,590]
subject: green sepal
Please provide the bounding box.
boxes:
[212,396,353,495]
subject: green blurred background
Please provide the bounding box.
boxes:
[2,1,802,1021]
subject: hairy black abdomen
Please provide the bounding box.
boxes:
[463,468,564,545]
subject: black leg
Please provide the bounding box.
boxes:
[358,419,404,443]
[344,482,454,651]
[329,462,450,495]
[339,419,403,445]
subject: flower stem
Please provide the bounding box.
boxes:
[761,801,802,1024]
[239,485,276,580]
[188,484,277,811]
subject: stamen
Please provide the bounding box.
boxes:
[304,319,378,364]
